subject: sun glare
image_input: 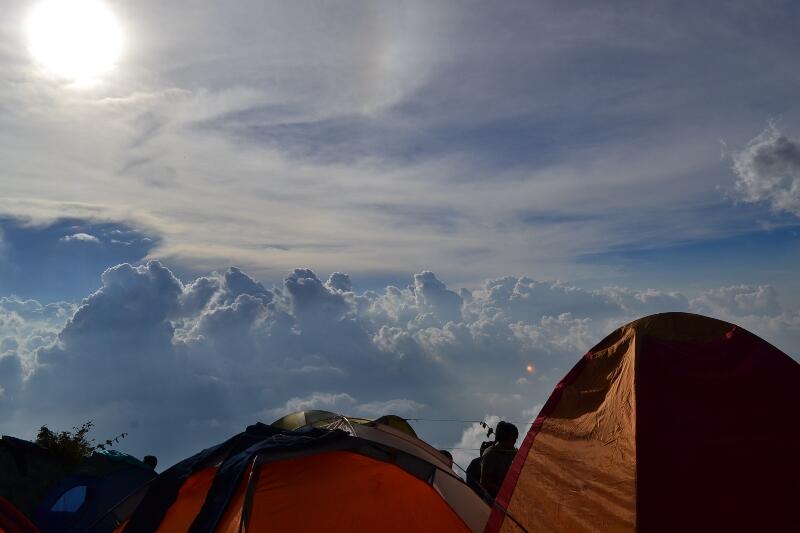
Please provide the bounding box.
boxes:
[25,0,123,85]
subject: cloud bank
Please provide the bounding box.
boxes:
[1,261,797,467]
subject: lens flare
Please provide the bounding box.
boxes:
[526,363,535,374]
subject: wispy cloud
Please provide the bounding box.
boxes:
[0,0,798,289]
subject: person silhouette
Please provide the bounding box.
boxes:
[466,440,494,496]
[480,421,519,499]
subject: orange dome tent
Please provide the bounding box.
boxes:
[117,414,491,532]
[489,312,800,532]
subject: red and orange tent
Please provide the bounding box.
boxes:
[489,312,800,532]
[116,414,491,532]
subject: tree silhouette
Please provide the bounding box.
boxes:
[35,421,128,467]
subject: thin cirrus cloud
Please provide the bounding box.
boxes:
[0,1,797,289]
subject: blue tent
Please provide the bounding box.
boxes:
[34,451,156,533]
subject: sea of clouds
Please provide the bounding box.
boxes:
[1,261,797,468]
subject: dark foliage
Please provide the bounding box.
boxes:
[35,421,128,467]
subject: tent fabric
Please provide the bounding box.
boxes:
[48,486,87,512]
[119,423,281,533]
[34,452,156,533]
[149,452,468,533]
[0,437,70,520]
[0,496,39,533]
[92,451,152,472]
[270,410,418,438]
[120,423,490,533]
[488,312,800,532]
[370,415,418,438]
[349,423,451,471]
[225,451,467,532]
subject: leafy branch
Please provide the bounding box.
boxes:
[35,421,128,467]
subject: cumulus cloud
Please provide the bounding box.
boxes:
[690,285,782,318]
[278,392,357,416]
[60,233,100,243]
[0,261,797,467]
[0,297,73,413]
[268,393,425,420]
[521,404,544,421]
[732,124,800,216]
[325,272,352,293]
[449,416,500,473]
[690,285,800,354]
[0,297,74,374]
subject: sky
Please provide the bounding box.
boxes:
[1,0,799,469]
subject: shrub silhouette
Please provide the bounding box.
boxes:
[35,421,128,467]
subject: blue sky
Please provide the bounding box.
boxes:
[0,217,156,301]
[1,0,799,467]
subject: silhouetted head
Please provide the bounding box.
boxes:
[495,421,519,448]
[479,440,493,456]
[439,449,453,462]
[143,455,157,469]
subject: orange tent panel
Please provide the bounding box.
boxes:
[122,451,472,533]
[155,467,216,532]
[222,451,470,533]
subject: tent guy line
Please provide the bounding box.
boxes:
[405,419,535,425]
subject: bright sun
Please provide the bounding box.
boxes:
[25,0,123,85]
